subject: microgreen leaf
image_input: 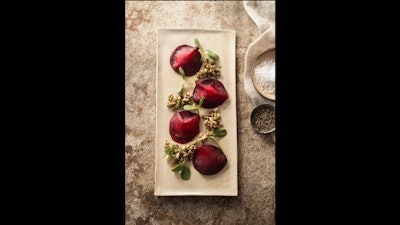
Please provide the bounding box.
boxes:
[194,38,206,62]
[212,128,227,137]
[171,162,184,172]
[181,166,191,180]
[183,105,197,111]
[179,67,186,81]
[176,83,184,95]
[206,50,219,61]
[209,136,221,149]
[178,66,195,87]
[198,96,205,108]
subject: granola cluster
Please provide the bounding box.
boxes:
[202,109,223,135]
[164,140,196,165]
[166,91,193,110]
[195,58,221,79]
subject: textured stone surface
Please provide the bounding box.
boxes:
[125,1,275,224]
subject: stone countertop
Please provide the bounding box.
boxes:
[125,1,275,224]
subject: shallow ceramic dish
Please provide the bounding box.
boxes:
[250,103,276,134]
[155,28,237,196]
[251,49,275,100]
[243,28,275,102]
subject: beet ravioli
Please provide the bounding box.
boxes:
[170,45,202,76]
[169,111,200,144]
[193,145,227,175]
[193,79,229,109]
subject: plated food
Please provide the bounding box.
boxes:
[155,29,237,196]
[164,38,229,180]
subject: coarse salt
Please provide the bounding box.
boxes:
[254,59,275,94]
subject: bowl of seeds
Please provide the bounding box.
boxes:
[250,103,275,134]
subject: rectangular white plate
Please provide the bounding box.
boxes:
[155,28,237,196]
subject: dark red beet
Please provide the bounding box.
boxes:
[193,145,227,175]
[170,45,202,76]
[169,111,200,144]
[193,79,229,108]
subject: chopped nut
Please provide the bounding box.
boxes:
[195,58,221,79]
[201,109,223,133]
[167,91,194,110]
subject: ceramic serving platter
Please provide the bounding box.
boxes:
[154,28,237,196]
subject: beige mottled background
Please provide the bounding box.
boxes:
[125,1,275,224]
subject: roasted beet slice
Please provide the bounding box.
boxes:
[169,111,200,144]
[170,45,202,76]
[193,79,229,108]
[193,145,227,175]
